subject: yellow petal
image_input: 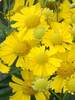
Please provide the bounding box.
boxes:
[12,76,24,85]
[0,63,10,73]
[35,92,46,100]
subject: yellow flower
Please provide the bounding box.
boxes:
[42,8,57,26]
[0,30,36,69]
[65,73,75,94]
[50,76,66,93]
[50,49,75,93]
[43,22,72,53]
[59,0,75,24]
[25,46,61,76]
[9,70,50,100]
[0,61,10,73]
[11,4,48,31]
[59,0,71,24]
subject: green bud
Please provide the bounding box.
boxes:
[33,27,46,39]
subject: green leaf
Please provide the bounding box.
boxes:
[0,87,11,96]
[0,23,7,29]
[3,0,8,13]
[0,30,5,43]
[9,67,21,77]
[63,93,75,100]
[0,95,9,100]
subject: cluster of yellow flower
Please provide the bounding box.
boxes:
[1,0,75,100]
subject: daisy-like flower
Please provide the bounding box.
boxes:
[0,60,10,73]
[11,3,48,31]
[42,8,57,26]
[59,0,72,24]
[59,0,70,16]
[65,73,75,94]
[25,46,61,77]
[50,46,75,93]
[59,0,75,24]
[0,30,38,69]
[42,22,72,53]
[9,70,50,100]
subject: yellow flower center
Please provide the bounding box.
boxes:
[57,61,75,79]
[14,40,31,56]
[25,15,40,28]
[36,53,49,65]
[22,81,36,95]
[32,78,49,92]
[50,32,63,45]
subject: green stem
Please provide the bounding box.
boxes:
[49,89,61,100]
[54,0,60,22]
[8,0,11,27]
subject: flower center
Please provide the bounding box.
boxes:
[50,31,63,45]
[25,15,40,28]
[32,78,49,92]
[57,61,75,79]
[22,82,36,95]
[36,53,49,65]
[14,40,31,56]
